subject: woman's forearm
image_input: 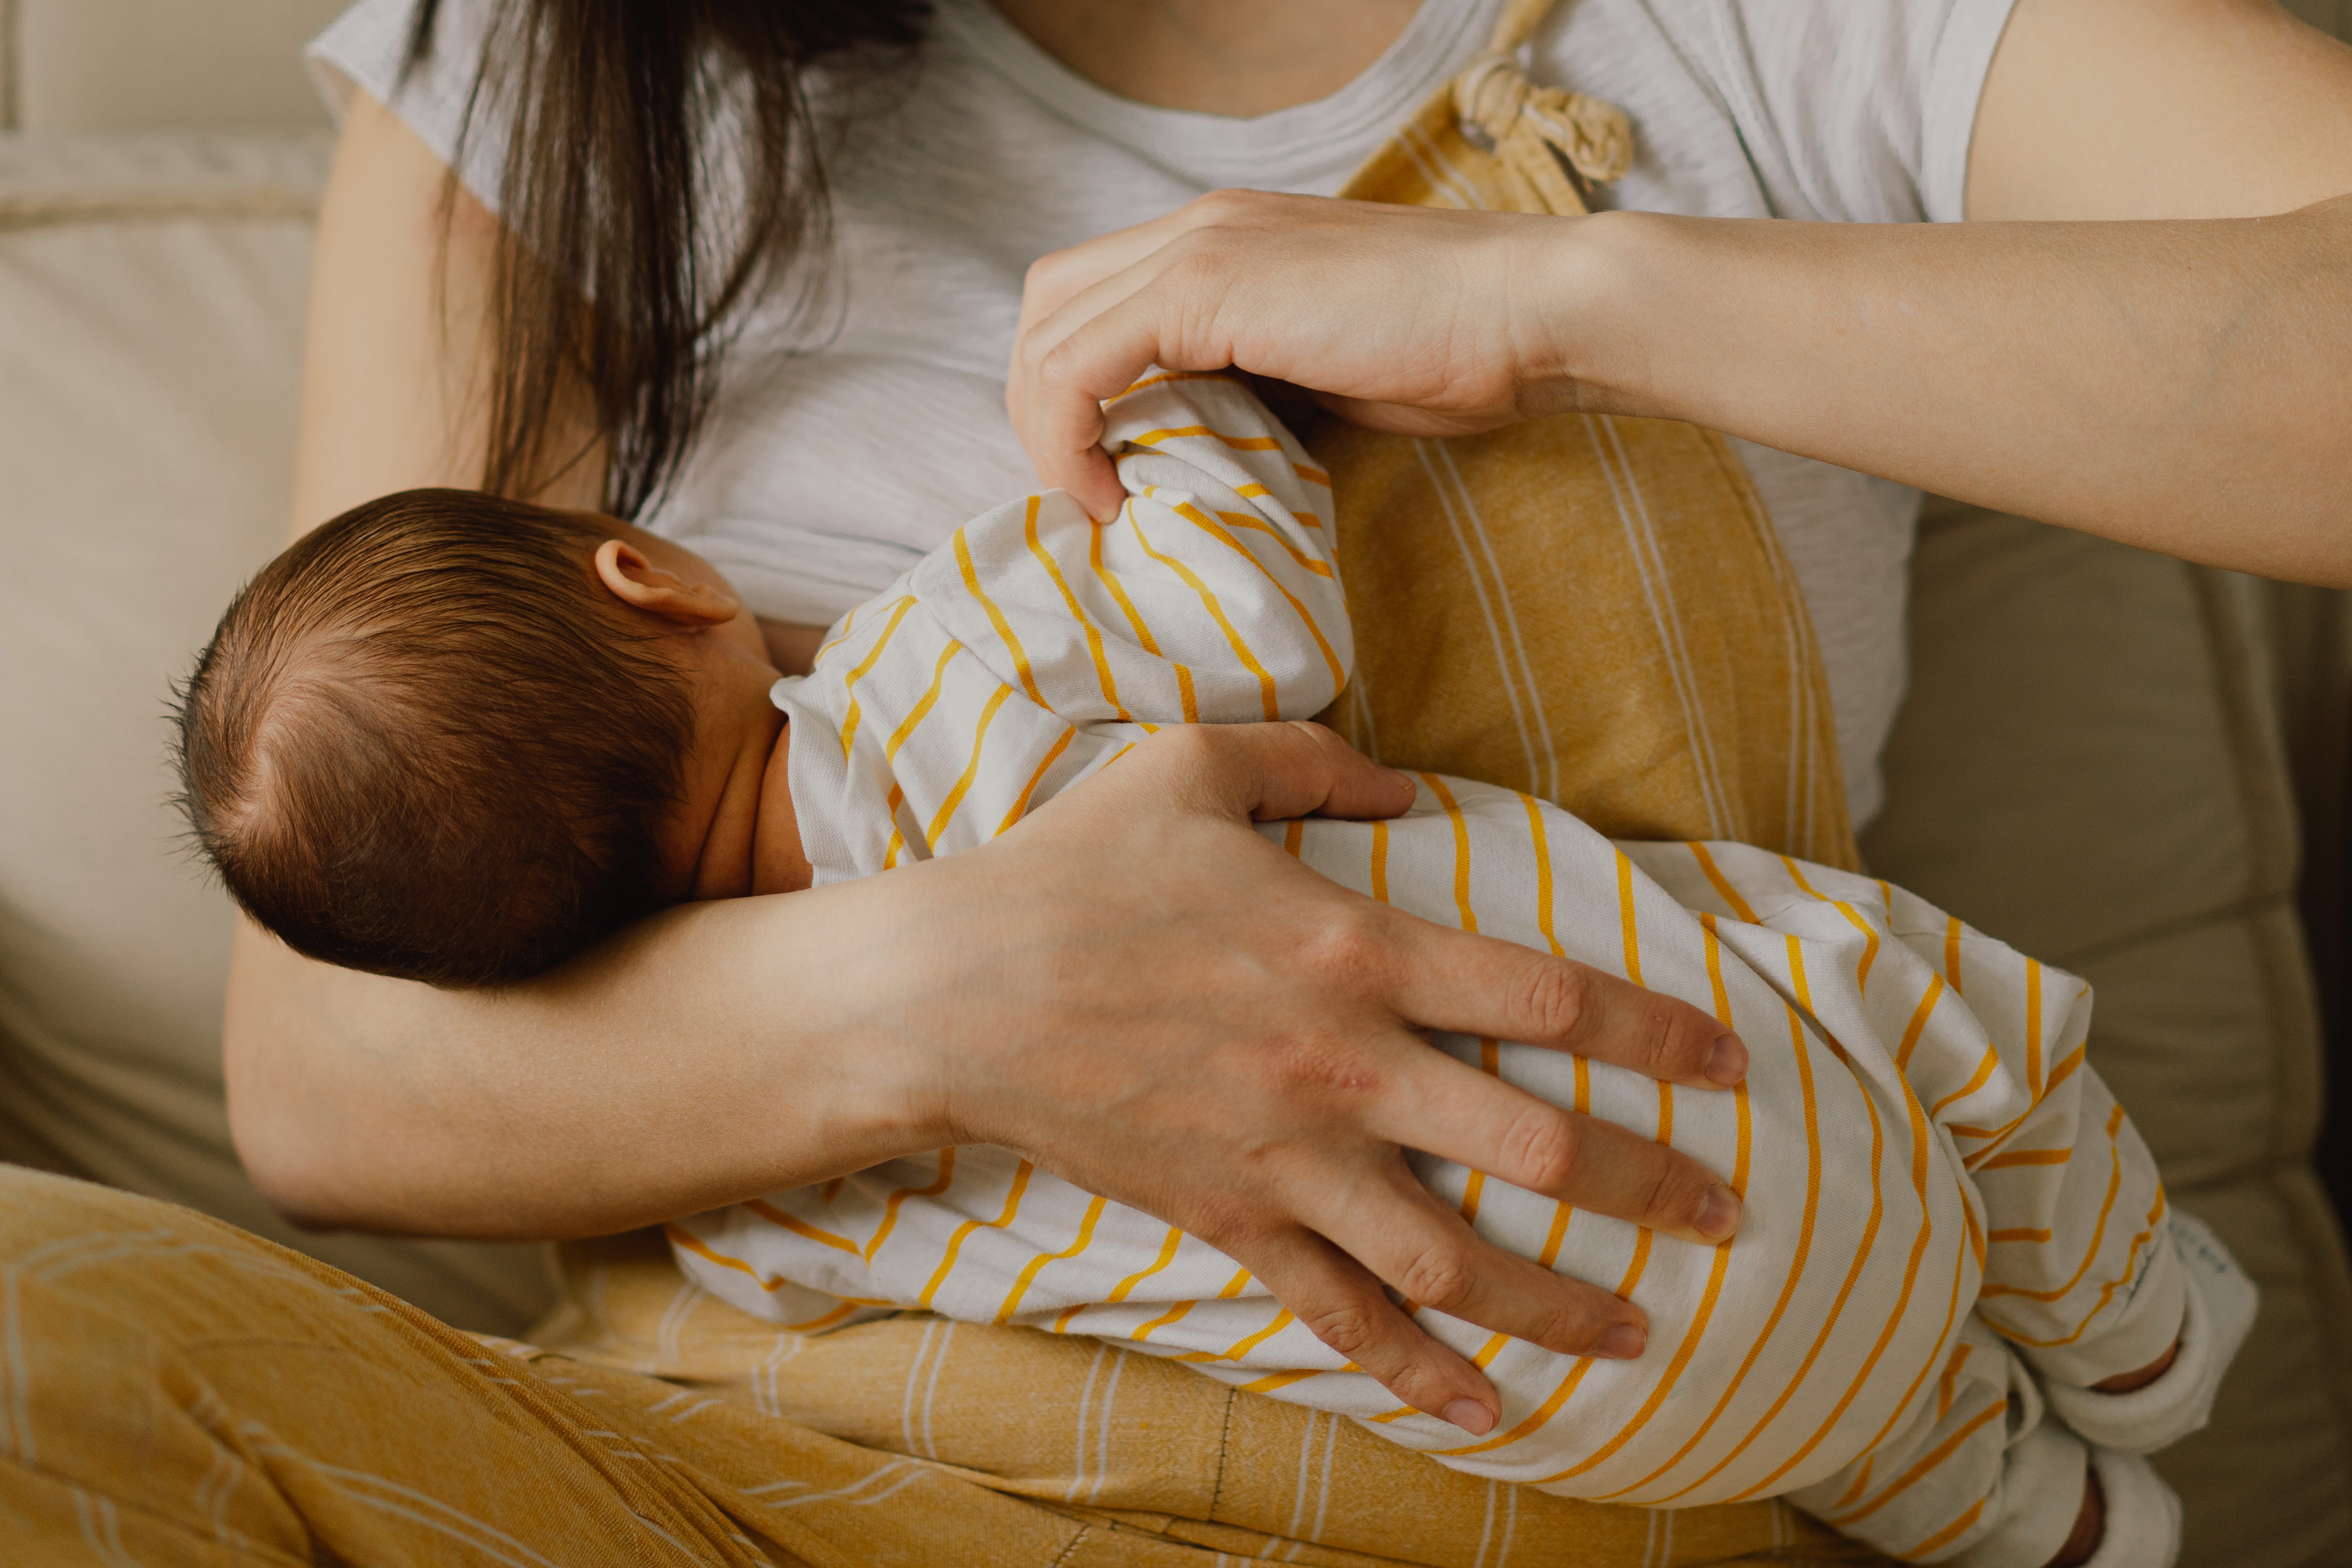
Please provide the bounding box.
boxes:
[1013,3,2352,580]
[225,882,936,1238]
[1560,199,2352,585]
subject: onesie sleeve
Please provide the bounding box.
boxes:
[909,374,1351,728]
[1622,842,2218,1394]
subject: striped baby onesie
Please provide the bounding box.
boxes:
[672,377,2251,1564]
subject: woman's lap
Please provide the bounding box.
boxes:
[535,1229,1884,1566]
[0,1167,1093,1566]
[0,1168,1880,1565]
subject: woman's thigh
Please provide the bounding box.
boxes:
[0,1167,1220,1566]
[543,1230,1884,1568]
[0,1168,1881,1565]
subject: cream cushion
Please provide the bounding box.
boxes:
[6,0,345,133]
[1864,501,2352,1566]
[0,131,552,1333]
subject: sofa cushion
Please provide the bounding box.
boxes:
[1863,499,2352,1567]
[0,130,553,1334]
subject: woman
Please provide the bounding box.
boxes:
[130,0,2337,1555]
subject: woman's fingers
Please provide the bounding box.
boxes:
[1369,907,1747,1089]
[1016,203,1208,338]
[1009,218,1207,519]
[1293,1160,1652,1361]
[1366,1051,1742,1245]
[1012,246,1201,519]
[1229,1225,1504,1435]
[1007,191,1566,513]
[929,724,1761,1433]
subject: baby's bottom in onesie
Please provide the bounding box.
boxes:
[673,779,2248,1563]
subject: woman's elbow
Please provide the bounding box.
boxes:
[221,921,418,1232]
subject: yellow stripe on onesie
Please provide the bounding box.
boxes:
[671,376,2247,1565]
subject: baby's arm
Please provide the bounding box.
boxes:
[1626,842,2251,1565]
[1840,891,2254,1568]
[1862,882,2255,1446]
[908,373,1348,730]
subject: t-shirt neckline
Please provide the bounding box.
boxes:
[935,0,1506,187]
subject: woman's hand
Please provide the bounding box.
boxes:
[1009,192,1597,521]
[900,721,1747,1435]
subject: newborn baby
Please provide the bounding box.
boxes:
[179,376,2248,1567]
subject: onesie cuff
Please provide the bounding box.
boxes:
[1946,1433,2183,1568]
[2041,1210,2258,1455]
[2078,1447,2183,1568]
[1948,1419,2086,1568]
[2023,1221,2185,1389]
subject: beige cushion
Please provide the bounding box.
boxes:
[0,130,552,1334]
[1864,499,2352,1567]
[7,0,344,133]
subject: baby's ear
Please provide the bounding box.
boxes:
[593,539,740,626]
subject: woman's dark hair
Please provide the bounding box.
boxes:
[403,1,929,517]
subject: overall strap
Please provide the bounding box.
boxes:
[1333,0,1631,218]
[1311,0,1858,866]
[1466,0,1632,214]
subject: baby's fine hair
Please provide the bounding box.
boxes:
[174,489,696,988]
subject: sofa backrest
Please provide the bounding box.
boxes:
[1,0,343,132]
[0,130,555,1336]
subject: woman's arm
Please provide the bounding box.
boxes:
[1009,0,2352,585]
[231,92,1751,1432]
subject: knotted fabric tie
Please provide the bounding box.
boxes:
[1452,54,1633,216]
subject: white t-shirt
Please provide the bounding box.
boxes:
[308,0,2020,827]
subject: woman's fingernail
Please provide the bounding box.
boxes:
[1704,1034,1748,1085]
[1697,1183,1743,1241]
[1443,1398,1497,1436]
[1598,1324,1647,1360]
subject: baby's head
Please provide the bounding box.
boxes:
[176,489,770,988]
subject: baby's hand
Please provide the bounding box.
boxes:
[2091,1337,2182,1394]
[2047,1466,2104,1567]
[2039,1336,2183,1566]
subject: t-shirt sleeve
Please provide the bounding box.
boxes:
[306,0,509,212]
[1565,0,2020,224]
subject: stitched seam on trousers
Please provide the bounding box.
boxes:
[1046,1522,1093,1568]
[1207,1385,1238,1521]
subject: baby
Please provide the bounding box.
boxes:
[180,376,2250,1566]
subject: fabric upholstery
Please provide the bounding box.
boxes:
[6,1,343,133]
[0,131,553,1334]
